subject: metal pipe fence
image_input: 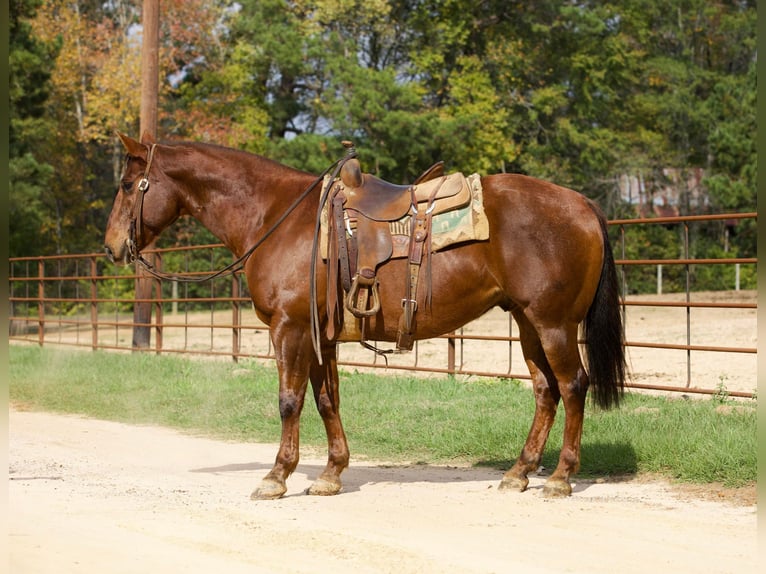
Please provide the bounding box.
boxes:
[9,213,757,398]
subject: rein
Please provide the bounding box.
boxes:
[127,144,355,285]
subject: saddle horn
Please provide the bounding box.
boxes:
[340,158,363,188]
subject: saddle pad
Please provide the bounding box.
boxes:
[320,173,489,260]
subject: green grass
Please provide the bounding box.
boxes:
[9,345,757,488]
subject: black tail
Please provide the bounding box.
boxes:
[583,207,626,409]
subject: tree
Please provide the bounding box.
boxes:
[9,0,58,256]
[8,0,757,272]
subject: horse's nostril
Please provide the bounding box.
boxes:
[104,246,115,263]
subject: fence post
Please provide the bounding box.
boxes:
[656,264,663,295]
[153,252,163,354]
[171,280,178,315]
[232,272,240,363]
[447,331,456,376]
[90,256,98,350]
[37,259,44,346]
[619,224,627,324]
[683,222,691,387]
[133,262,153,350]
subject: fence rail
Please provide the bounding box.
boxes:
[9,213,757,398]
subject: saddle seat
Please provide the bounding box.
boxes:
[339,159,468,221]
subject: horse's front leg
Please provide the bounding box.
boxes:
[251,326,313,500]
[306,344,349,496]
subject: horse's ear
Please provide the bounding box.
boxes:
[117,132,148,160]
[140,130,156,145]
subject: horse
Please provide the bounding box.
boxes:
[104,132,626,499]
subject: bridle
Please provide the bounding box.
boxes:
[126,143,157,265]
[122,141,357,285]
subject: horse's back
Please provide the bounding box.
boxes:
[482,173,603,229]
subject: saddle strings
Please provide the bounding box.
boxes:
[309,143,358,364]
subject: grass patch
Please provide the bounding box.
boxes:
[9,345,756,488]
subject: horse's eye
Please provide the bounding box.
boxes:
[121,180,134,193]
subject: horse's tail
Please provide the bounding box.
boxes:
[583,205,627,409]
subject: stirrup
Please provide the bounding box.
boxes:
[346,273,381,317]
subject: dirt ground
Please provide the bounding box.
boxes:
[8,406,758,574]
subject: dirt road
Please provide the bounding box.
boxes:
[9,407,757,574]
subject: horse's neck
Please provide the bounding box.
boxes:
[170,145,311,257]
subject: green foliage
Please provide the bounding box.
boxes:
[168,40,270,151]
[437,55,519,174]
[616,223,682,294]
[9,0,59,256]
[702,61,757,214]
[9,153,53,256]
[9,347,756,487]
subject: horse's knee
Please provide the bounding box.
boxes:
[279,392,303,420]
[315,391,337,418]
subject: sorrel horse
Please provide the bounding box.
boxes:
[104,132,626,499]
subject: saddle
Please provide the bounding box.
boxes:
[339,159,468,221]
[324,155,479,352]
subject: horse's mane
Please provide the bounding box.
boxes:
[159,139,312,177]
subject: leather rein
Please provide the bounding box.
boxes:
[125,143,355,284]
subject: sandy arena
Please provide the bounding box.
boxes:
[8,405,757,573]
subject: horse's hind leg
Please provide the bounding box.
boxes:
[500,313,561,492]
[510,318,589,498]
[539,324,589,497]
[306,344,349,495]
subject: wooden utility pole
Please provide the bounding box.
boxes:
[133,0,160,349]
[140,0,159,137]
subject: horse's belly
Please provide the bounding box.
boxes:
[362,246,502,341]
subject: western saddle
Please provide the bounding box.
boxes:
[324,145,474,352]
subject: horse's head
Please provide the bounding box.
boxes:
[104,132,181,265]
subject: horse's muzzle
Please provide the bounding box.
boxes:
[104,244,130,266]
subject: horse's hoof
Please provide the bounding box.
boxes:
[542,478,572,498]
[306,475,342,496]
[498,475,529,492]
[250,478,287,500]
